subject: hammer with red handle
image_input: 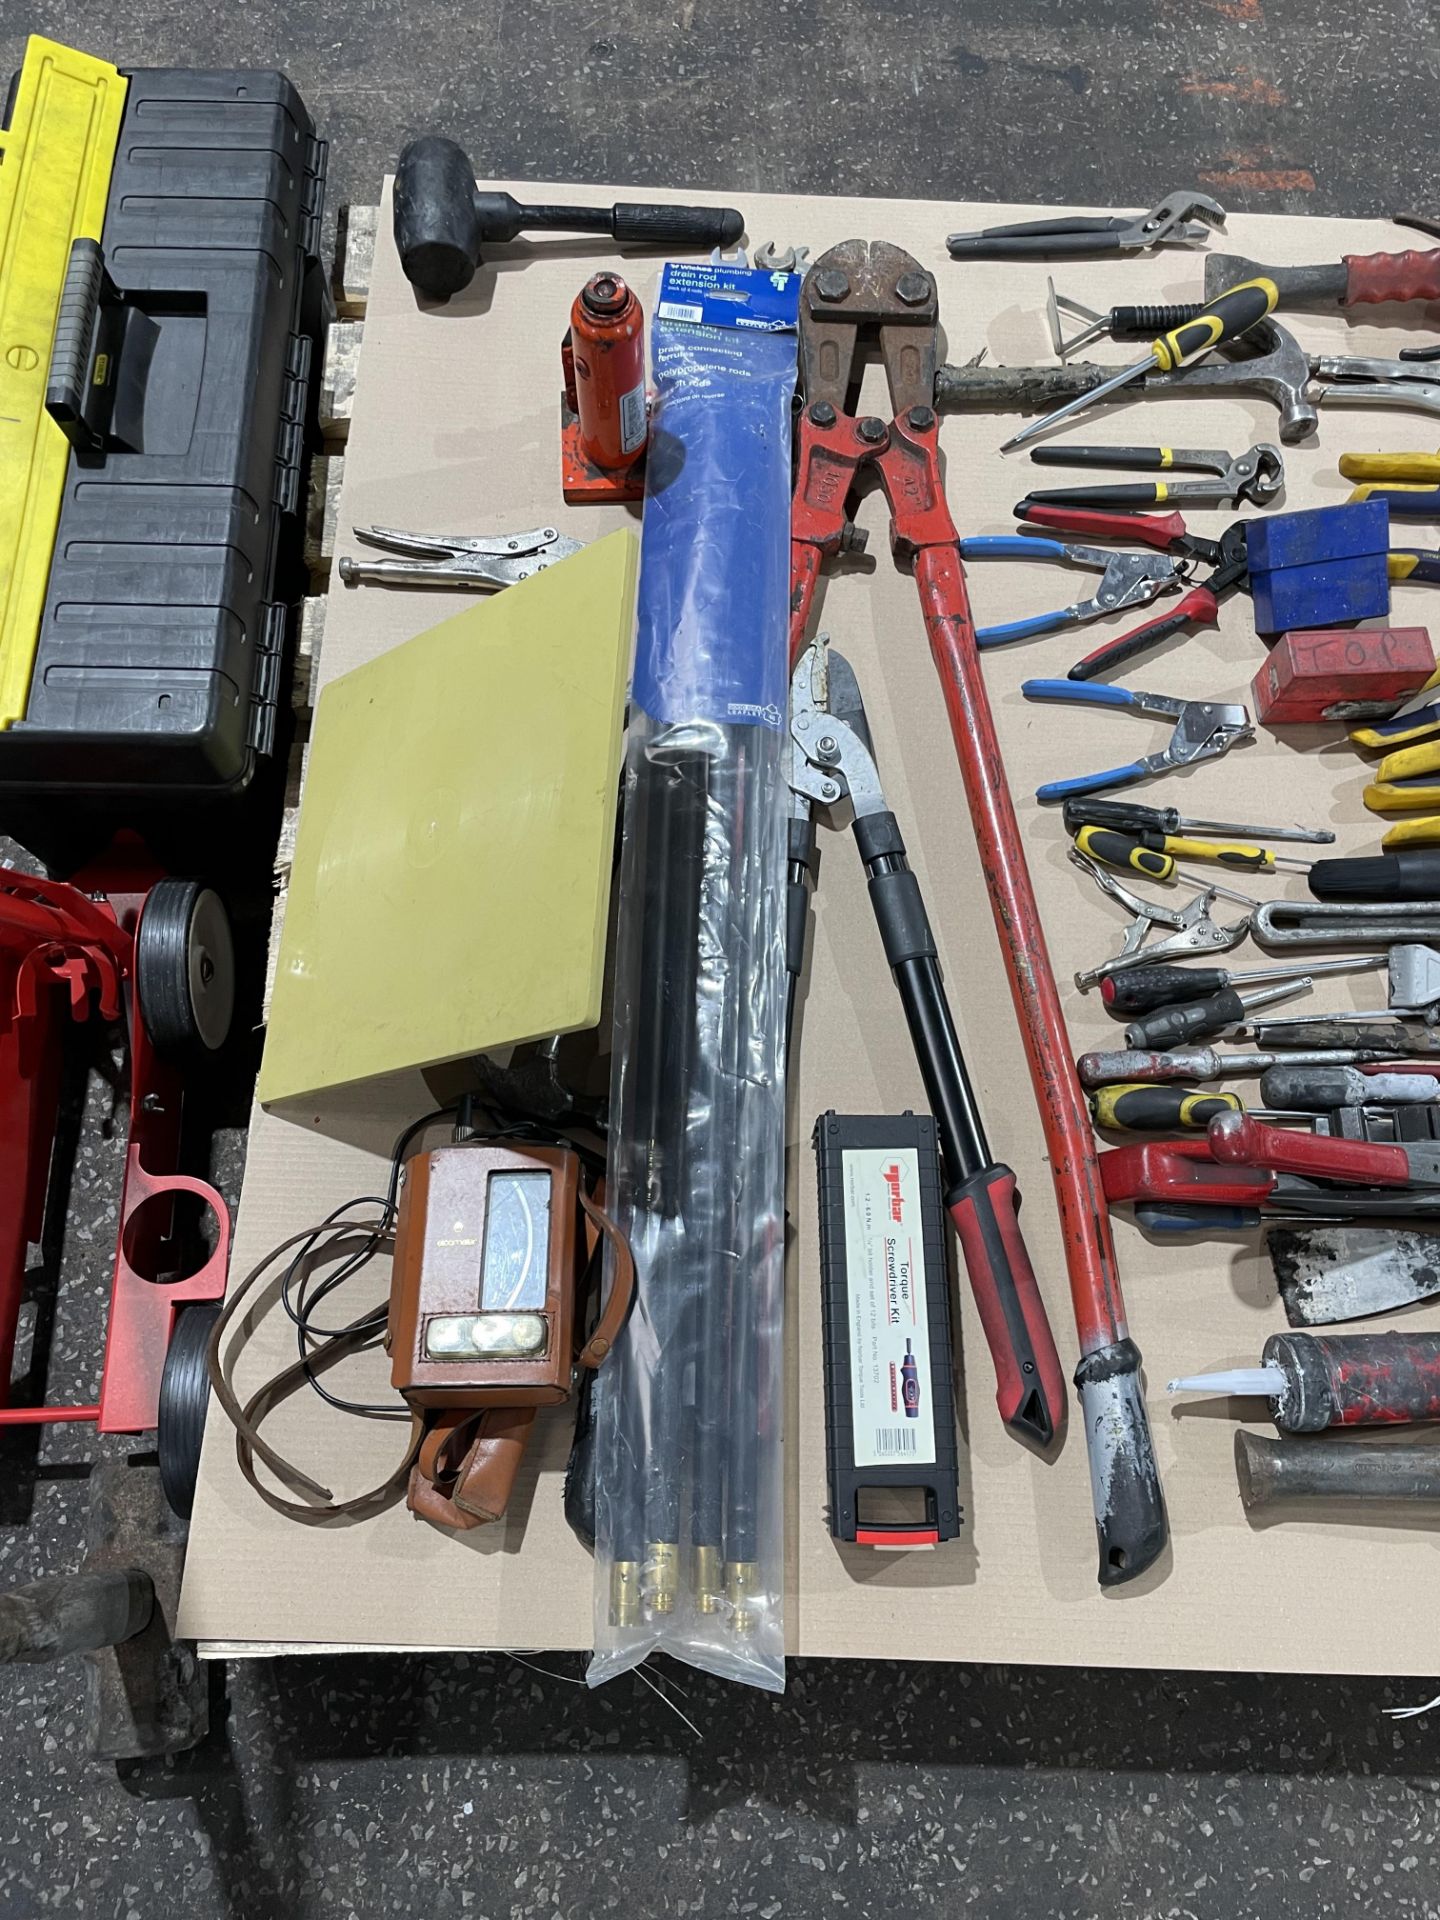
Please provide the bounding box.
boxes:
[1207,248,1440,309]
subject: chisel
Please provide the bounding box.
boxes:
[1257,1065,1440,1110]
[1099,954,1380,1015]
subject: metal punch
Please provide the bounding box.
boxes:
[339,525,585,590]
[1070,849,1252,991]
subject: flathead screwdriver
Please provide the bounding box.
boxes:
[1099,954,1382,1015]
[1124,978,1311,1050]
[1077,1046,1395,1088]
[1060,797,1336,845]
[1000,278,1280,451]
[1074,825,1311,880]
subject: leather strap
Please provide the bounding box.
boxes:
[206,1218,421,1522]
[206,1178,636,1529]
[575,1188,634,1370]
[408,1405,536,1530]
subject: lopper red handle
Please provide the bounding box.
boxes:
[1208,1111,1415,1185]
[1067,585,1221,682]
[1015,501,1190,552]
[948,1164,1066,1449]
[1343,249,1440,305]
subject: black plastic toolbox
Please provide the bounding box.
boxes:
[0,66,326,828]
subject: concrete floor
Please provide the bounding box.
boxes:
[3,4,1440,1915]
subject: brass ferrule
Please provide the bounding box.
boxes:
[725,1559,761,1635]
[610,1560,642,1629]
[693,1544,723,1614]
[644,1540,680,1614]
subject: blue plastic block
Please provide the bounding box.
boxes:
[1246,499,1391,635]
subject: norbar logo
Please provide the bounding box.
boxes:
[882,1163,904,1223]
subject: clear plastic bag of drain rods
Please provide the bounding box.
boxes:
[589,266,798,1692]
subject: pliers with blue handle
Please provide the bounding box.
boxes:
[957,535,1186,646]
[1022,679,1254,803]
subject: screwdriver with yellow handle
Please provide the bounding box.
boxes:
[1090,1082,1242,1133]
[1073,823,1310,879]
[1349,665,1440,752]
[1364,736,1440,812]
[1381,816,1440,849]
[1341,450,1440,517]
[999,278,1281,452]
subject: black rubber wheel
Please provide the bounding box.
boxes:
[157,1300,222,1519]
[135,879,235,1058]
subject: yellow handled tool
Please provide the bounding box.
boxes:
[1000,278,1280,453]
[1364,736,1440,812]
[1073,825,1173,879]
[1382,816,1440,849]
[1090,1083,1244,1133]
[1341,452,1440,483]
[1073,824,1300,876]
[1350,667,1440,751]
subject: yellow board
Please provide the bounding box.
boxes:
[0,37,126,730]
[259,530,639,1111]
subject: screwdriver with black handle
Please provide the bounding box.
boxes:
[1124,978,1313,1050]
[1307,849,1440,901]
[999,278,1280,451]
[1099,955,1381,1016]
[1060,796,1335,845]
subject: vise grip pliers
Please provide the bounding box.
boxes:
[338,524,584,589]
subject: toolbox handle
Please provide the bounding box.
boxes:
[45,238,106,444]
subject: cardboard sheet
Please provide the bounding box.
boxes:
[181,182,1440,1674]
[259,530,637,1119]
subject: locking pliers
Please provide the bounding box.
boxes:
[339,524,584,590]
